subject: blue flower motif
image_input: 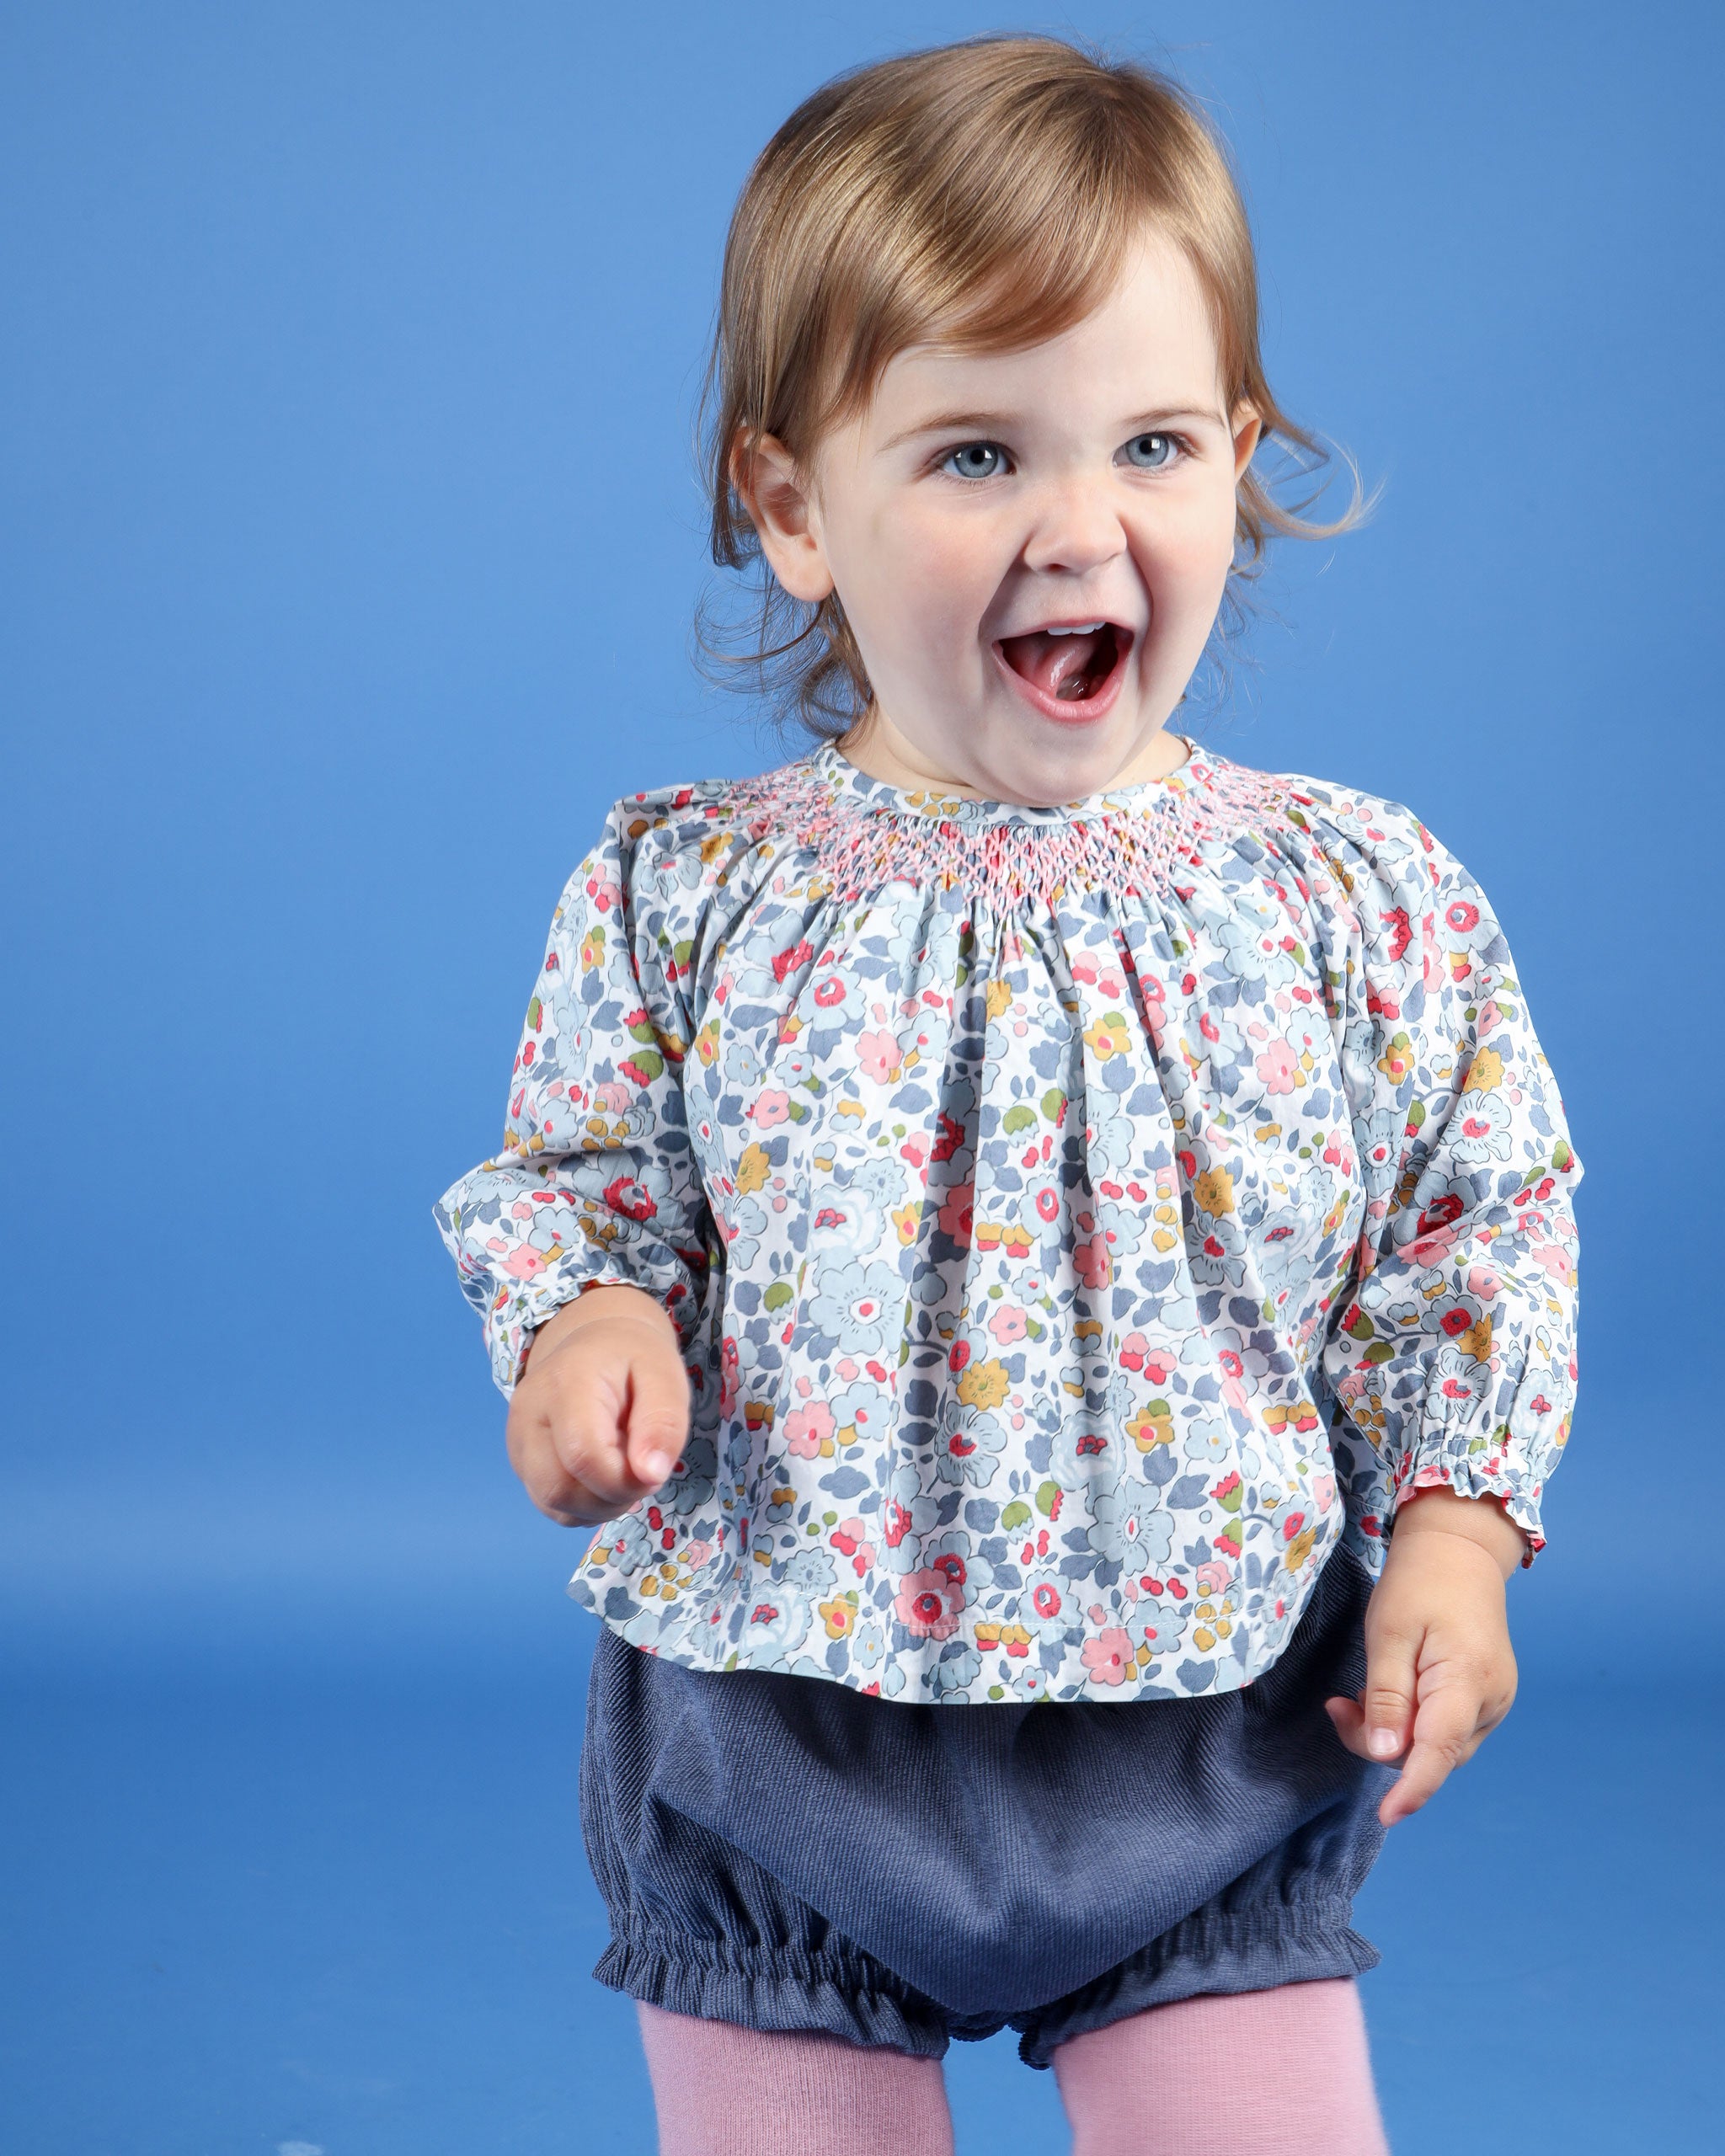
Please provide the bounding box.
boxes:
[804,1258,903,1353]
[928,1645,983,1699]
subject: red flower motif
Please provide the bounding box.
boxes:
[603,1176,656,1222]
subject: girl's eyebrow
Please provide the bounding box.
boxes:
[879,409,1018,451]
[880,403,1229,451]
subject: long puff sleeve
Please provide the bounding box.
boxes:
[1316,805,1583,1572]
[435,803,717,1393]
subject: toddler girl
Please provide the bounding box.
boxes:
[437,36,1583,2156]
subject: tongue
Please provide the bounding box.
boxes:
[1001,627,1112,702]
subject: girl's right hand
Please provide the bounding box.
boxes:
[505,1285,692,1526]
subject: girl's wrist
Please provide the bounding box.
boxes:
[525,1283,676,1370]
[1389,1486,1526,1581]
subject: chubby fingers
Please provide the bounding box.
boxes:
[507,1318,690,1526]
[1325,1602,1420,1767]
[1379,1683,1497,1825]
[1327,1656,1514,1828]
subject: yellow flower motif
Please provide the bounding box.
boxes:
[736,1142,772,1193]
[1192,1593,1237,1652]
[957,1358,1011,1411]
[1464,1045,1506,1095]
[985,977,1015,1021]
[1349,1386,1388,1451]
[694,1019,720,1066]
[1127,1401,1176,1449]
[1083,1011,1131,1059]
[891,1202,922,1246]
[818,1592,858,1640]
[1376,1031,1416,1084]
[1283,1526,1317,1573]
[1193,1165,1236,1218]
[1455,1315,1494,1363]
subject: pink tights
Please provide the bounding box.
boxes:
[636,1977,1390,2154]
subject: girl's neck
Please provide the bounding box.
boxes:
[836,706,1194,802]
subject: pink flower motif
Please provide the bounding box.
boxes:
[856,1028,904,1083]
[752,1090,792,1127]
[682,1541,713,1570]
[1072,1235,1110,1289]
[1312,1473,1336,1512]
[592,1080,633,1113]
[894,1566,964,1640]
[503,1246,547,1281]
[1081,1628,1135,1686]
[1194,1559,1233,1595]
[1255,1037,1301,1095]
[1405,1221,1464,1268]
[783,1401,836,1458]
[937,1184,975,1247]
[1531,1240,1573,1283]
[988,1303,1028,1346]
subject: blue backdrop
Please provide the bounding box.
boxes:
[3,5,1719,2152]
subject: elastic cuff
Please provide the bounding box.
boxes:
[1393,1455,1544,1568]
[592,1925,950,2059]
[1013,1899,1381,2072]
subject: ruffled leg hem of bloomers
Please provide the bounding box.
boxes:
[1011,1896,1382,2072]
[592,1925,952,2060]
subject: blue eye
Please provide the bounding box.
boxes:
[1123,432,1175,469]
[943,441,1005,480]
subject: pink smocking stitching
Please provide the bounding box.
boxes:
[719,753,1306,914]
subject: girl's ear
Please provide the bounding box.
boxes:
[1231,404,1263,480]
[730,431,836,604]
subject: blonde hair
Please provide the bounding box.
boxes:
[699,34,1364,733]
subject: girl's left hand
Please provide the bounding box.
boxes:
[1324,1488,1525,1828]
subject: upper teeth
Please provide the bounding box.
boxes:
[1046,622,1105,635]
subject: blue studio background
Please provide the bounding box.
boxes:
[3,4,1720,2151]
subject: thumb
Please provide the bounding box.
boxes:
[622,1348,692,1488]
[1361,1625,1419,1761]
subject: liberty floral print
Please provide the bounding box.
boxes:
[436,734,1583,1705]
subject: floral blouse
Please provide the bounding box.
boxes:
[435,733,1583,1705]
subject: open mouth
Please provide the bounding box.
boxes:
[994,619,1133,721]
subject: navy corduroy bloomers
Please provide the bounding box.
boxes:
[579,1542,1397,2071]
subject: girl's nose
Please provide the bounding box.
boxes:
[1020,478,1129,578]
